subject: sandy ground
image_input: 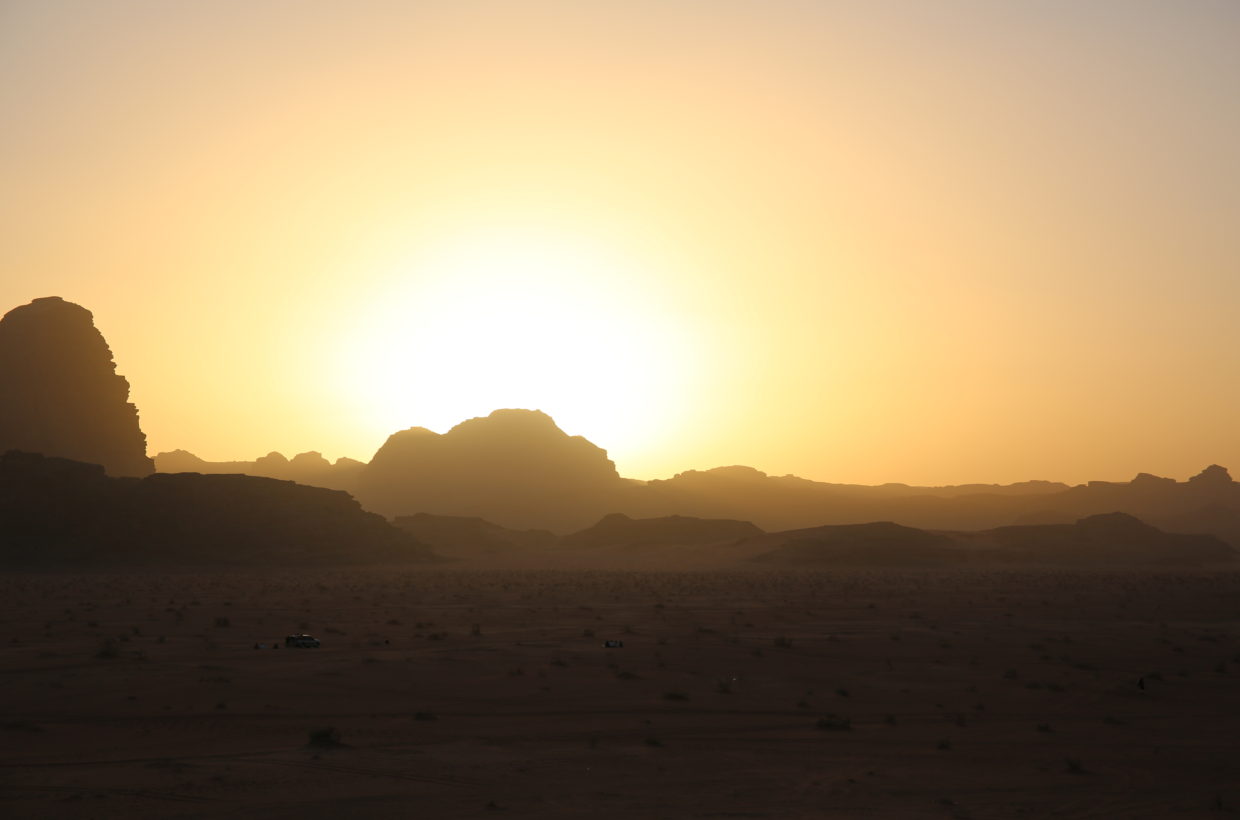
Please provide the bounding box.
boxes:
[1,568,1238,819]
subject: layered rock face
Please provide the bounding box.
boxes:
[0,297,153,476]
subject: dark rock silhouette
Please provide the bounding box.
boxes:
[153,448,362,492]
[747,522,964,567]
[391,513,557,559]
[0,297,153,476]
[746,513,1235,567]
[625,463,1240,547]
[357,409,626,531]
[951,512,1236,566]
[561,513,763,550]
[0,450,435,566]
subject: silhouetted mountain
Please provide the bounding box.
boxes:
[0,297,153,476]
[0,450,436,566]
[746,513,1235,567]
[561,513,762,550]
[747,522,964,567]
[153,448,362,492]
[357,409,626,531]
[624,465,1058,532]
[949,512,1236,566]
[391,513,557,560]
[621,463,1240,545]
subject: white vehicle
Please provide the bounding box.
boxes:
[285,634,321,648]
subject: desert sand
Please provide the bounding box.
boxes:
[3,567,1239,818]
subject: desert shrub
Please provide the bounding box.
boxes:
[1065,757,1086,775]
[307,727,343,747]
[95,639,120,659]
[816,714,851,731]
[662,691,689,701]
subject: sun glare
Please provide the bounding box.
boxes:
[335,227,698,466]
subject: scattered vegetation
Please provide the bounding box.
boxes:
[815,714,851,731]
[307,727,344,748]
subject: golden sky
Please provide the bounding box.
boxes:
[2,1,1238,485]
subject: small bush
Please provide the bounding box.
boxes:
[663,691,689,701]
[307,727,343,748]
[1065,757,1086,775]
[816,714,851,731]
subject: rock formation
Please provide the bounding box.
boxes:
[357,409,626,531]
[153,448,362,493]
[745,513,1236,568]
[0,450,436,566]
[561,513,763,550]
[0,297,153,476]
[747,522,964,567]
[392,513,557,559]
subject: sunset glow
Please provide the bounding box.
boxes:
[332,226,701,456]
[2,1,1237,483]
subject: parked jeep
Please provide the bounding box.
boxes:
[285,634,321,648]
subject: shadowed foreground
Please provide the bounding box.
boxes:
[2,569,1238,818]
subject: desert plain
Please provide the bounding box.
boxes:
[2,566,1239,819]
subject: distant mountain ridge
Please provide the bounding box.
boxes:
[155,448,365,489]
[385,509,1237,568]
[3,297,1231,544]
[744,513,1235,568]
[159,433,1240,546]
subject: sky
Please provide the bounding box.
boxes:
[2,0,1238,486]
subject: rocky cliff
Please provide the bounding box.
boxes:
[0,297,153,476]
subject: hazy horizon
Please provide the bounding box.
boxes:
[3,1,1238,486]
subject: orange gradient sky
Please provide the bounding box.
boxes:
[2,1,1238,485]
